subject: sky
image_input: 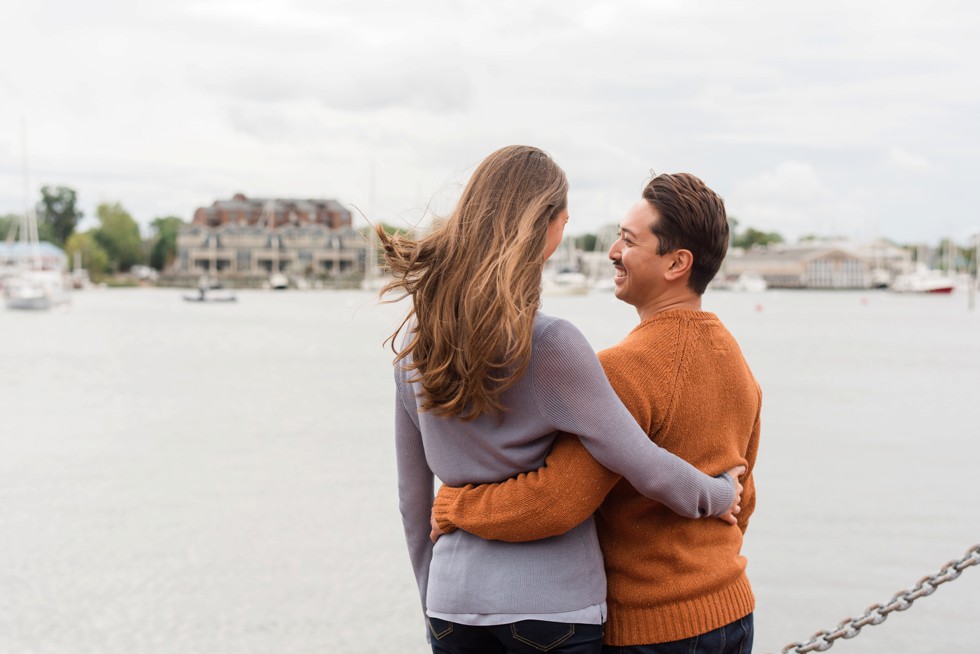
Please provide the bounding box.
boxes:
[1,0,978,244]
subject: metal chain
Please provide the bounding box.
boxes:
[777,543,980,654]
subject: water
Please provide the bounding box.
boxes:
[1,288,977,653]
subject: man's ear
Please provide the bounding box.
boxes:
[665,249,694,281]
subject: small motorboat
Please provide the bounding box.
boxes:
[183,287,237,303]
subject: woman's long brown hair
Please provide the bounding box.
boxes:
[378,145,568,421]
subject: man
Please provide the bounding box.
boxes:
[431,173,761,653]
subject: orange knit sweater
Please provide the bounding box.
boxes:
[433,309,761,645]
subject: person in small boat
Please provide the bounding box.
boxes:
[431,172,762,654]
[379,147,743,654]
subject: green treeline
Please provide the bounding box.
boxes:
[569,216,977,273]
[1,185,184,281]
[3,188,977,279]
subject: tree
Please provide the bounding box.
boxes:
[37,185,82,247]
[148,216,184,271]
[732,227,784,250]
[94,202,144,271]
[573,233,598,252]
[0,211,54,242]
[726,215,784,249]
[962,236,979,275]
[36,220,55,243]
[65,231,110,279]
[0,213,19,241]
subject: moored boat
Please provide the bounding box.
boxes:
[891,266,955,294]
[183,289,237,303]
[542,270,590,296]
[728,272,768,292]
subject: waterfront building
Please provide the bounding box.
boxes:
[174,195,367,286]
[721,239,914,290]
[724,244,873,289]
[849,239,915,276]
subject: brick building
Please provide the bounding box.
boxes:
[175,194,367,285]
[191,193,352,230]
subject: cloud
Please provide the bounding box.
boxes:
[727,161,875,240]
[1,0,979,243]
[190,43,471,116]
[732,161,830,205]
[321,64,472,114]
[886,146,935,172]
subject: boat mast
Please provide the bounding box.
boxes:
[366,160,377,282]
[971,231,979,311]
[20,118,41,270]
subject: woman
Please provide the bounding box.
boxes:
[379,146,739,654]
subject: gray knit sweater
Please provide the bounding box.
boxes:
[394,313,734,619]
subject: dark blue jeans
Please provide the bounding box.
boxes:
[602,614,753,654]
[427,617,605,654]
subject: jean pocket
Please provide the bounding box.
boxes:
[736,614,754,654]
[427,617,454,640]
[509,620,576,651]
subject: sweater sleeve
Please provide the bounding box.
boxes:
[433,433,620,542]
[393,375,434,614]
[530,318,734,518]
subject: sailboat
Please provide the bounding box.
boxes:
[3,125,70,311]
[360,222,389,292]
[542,237,590,296]
[891,244,955,294]
[3,221,71,310]
[891,264,955,294]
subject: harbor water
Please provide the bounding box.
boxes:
[1,288,978,653]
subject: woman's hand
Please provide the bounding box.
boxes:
[430,508,447,543]
[717,465,745,525]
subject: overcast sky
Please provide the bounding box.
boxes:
[1,0,978,243]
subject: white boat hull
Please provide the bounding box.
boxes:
[5,294,52,310]
[268,273,289,290]
[3,270,69,311]
[891,269,955,294]
[728,273,769,292]
[543,271,590,296]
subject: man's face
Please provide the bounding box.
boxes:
[608,200,672,309]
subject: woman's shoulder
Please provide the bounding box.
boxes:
[532,312,588,347]
[531,312,594,365]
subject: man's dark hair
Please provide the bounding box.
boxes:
[642,173,729,295]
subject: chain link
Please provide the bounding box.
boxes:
[777,544,980,654]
